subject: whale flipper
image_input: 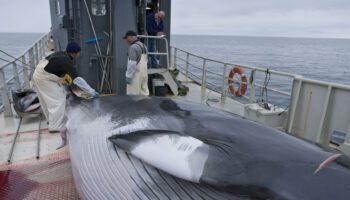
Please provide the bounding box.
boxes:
[109,130,210,183]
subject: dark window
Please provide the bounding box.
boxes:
[91,0,106,16]
[55,0,61,15]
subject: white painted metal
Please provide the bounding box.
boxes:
[249,69,256,103]
[12,62,21,90]
[340,124,350,155]
[137,35,171,69]
[22,55,30,89]
[34,43,39,65]
[201,59,207,95]
[185,52,189,81]
[244,103,287,128]
[148,68,179,96]
[316,85,332,143]
[221,64,228,101]
[0,69,12,116]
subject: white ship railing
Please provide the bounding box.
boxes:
[171,46,350,153]
[0,33,51,117]
[137,35,170,69]
[171,46,296,103]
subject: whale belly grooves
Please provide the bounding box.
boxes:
[67,97,250,199]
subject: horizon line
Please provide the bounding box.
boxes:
[1,31,349,40]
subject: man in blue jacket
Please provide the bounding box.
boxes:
[146,11,165,68]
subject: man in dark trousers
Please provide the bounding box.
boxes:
[146,11,165,68]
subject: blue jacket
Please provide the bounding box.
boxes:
[146,13,164,36]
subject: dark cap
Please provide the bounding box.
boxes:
[66,41,81,53]
[123,30,137,39]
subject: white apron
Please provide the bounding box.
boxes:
[33,58,66,131]
[127,53,150,95]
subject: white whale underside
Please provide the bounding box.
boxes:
[130,134,209,183]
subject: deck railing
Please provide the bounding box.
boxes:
[0,33,51,117]
[171,46,350,151]
[171,46,297,104]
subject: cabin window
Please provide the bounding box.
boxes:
[91,0,106,16]
[55,0,61,15]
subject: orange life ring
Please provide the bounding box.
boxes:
[228,66,248,97]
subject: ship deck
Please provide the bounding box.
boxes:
[0,112,79,199]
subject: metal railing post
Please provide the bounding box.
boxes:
[29,48,35,73]
[37,40,41,59]
[43,38,46,56]
[12,62,21,90]
[40,39,44,59]
[174,48,177,68]
[249,69,256,103]
[221,64,228,100]
[185,52,189,81]
[0,69,13,116]
[201,59,207,94]
[169,47,173,68]
[22,55,30,89]
[164,37,170,69]
[44,35,48,52]
[34,43,39,65]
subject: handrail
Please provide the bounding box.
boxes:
[173,47,296,78]
[137,35,170,69]
[172,45,350,104]
[171,46,295,104]
[0,32,51,116]
[0,33,49,70]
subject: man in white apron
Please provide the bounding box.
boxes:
[123,30,149,95]
[33,41,98,137]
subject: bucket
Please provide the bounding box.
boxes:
[155,86,167,96]
[152,79,165,94]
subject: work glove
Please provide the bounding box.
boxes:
[63,83,71,87]
[91,92,99,99]
[126,77,132,85]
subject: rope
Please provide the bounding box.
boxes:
[0,57,34,71]
[259,68,271,104]
[0,50,34,69]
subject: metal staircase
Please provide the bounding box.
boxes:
[137,35,179,96]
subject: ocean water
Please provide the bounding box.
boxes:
[171,35,350,107]
[1,33,350,108]
[0,33,44,65]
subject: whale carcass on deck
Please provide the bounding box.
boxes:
[66,95,350,200]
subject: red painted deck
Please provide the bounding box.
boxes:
[0,152,79,199]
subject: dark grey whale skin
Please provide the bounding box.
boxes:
[71,95,350,200]
[12,89,41,117]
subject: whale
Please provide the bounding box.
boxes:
[66,95,350,200]
[11,89,41,117]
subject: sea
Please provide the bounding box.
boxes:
[1,33,350,108]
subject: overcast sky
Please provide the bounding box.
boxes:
[0,0,349,38]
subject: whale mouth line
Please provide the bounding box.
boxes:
[314,153,342,174]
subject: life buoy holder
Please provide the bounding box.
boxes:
[228,66,248,97]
